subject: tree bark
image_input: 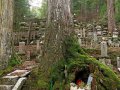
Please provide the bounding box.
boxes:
[107,0,115,34]
[0,0,14,69]
[41,0,73,71]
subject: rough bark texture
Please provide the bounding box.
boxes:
[107,0,115,34]
[41,0,73,71]
[0,0,13,69]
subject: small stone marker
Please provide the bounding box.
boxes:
[93,32,97,42]
[78,38,82,46]
[106,59,111,66]
[19,42,25,54]
[83,28,86,38]
[99,58,106,65]
[26,51,31,60]
[108,39,112,46]
[36,40,40,52]
[101,40,108,57]
[117,57,120,68]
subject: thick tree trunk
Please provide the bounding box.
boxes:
[0,0,13,69]
[41,0,73,71]
[107,0,115,34]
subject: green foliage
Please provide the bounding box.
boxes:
[8,54,21,67]
[0,53,21,77]
[0,66,14,77]
[14,0,31,31]
[115,0,120,22]
[30,0,47,19]
[72,0,120,23]
[50,36,120,89]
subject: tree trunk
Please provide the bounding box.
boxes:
[0,0,14,69]
[41,0,73,72]
[107,0,115,34]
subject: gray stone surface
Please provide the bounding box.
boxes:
[26,51,31,60]
[19,42,25,54]
[36,40,40,52]
[12,77,27,90]
[101,41,108,57]
[0,85,13,90]
[117,57,120,68]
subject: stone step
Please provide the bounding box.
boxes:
[12,77,27,90]
[0,85,13,90]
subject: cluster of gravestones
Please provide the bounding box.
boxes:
[75,22,120,48]
[18,39,44,61]
[75,22,120,70]
[13,19,46,45]
[99,56,120,70]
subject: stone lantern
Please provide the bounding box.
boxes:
[96,25,102,36]
[113,30,119,42]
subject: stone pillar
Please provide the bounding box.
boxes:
[93,32,97,42]
[117,57,120,68]
[101,41,108,57]
[78,38,82,46]
[82,28,86,38]
[26,51,31,60]
[19,42,25,54]
[36,40,40,52]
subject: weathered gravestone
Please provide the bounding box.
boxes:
[36,40,40,52]
[19,42,25,54]
[26,51,31,60]
[108,38,112,46]
[99,58,106,65]
[105,59,111,66]
[93,32,98,42]
[117,57,120,68]
[78,34,82,46]
[101,40,108,57]
[82,28,86,38]
[78,38,82,46]
[105,59,113,69]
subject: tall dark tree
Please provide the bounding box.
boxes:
[0,0,14,69]
[107,0,115,34]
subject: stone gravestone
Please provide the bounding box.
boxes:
[82,28,86,38]
[78,38,82,46]
[105,59,113,69]
[99,58,106,65]
[101,40,108,57]
[105,59,111,66]
[19,42,25,54]
[108,38,112,46]
[78,34,82,46]
[36,40,40,52]
[26,51,31,60]
[117,57,120,68]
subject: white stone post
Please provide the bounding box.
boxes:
[117,57,120,68]
[101,41,108,57]
[36,40,40,52]
[26,51,31,60]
